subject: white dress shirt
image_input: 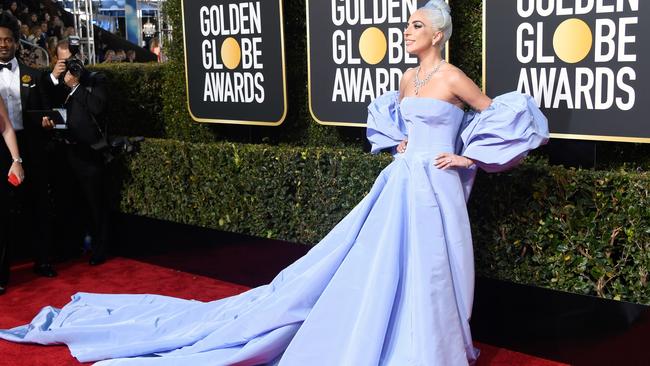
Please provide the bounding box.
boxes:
[0,58,23,131]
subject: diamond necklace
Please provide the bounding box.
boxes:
[413,60,445,96]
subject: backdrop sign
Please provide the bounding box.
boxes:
[307,0,436,126]
[181,0,287,125]
[485,0,648,142]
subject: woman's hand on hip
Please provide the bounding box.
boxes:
[434,153,474,170]
[396,139,408,154]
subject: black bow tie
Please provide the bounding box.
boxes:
[0,63,12,71]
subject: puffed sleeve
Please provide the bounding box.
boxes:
[366,91,407,155]
[460,91,549,173]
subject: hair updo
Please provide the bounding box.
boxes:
[421,0,452,44]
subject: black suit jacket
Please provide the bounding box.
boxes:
[46,71,108,147]
[18,62,50,134]
[8,62,52,168]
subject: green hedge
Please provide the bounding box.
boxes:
[88,64,165,138]
[471,163,650,303]
[450,0,483,85]
[113,139,650,304]
[115,139,387,243]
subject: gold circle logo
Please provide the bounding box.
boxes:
[553,19,593,64]
[221,37,242,70]
[358,27,387,65]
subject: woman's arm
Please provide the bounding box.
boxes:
[0,98,24,183]
[448,68,492,112]
[433,68,494,169]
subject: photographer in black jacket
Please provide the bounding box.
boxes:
[43,38,109,266]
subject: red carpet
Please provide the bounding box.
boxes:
[0,258,568,366]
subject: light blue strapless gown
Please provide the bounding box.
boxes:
[0,91,548,366]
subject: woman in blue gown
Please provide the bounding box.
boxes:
[0,1,549,365]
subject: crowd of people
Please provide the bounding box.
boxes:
[2,0,162,67]
[3,0,69,67]
[98,46,137,63]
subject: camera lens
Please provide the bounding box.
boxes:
[64,58,84,77]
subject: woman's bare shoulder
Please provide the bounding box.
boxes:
[440,63,469,84]
[399,67,417,94]
[402,67,417,81]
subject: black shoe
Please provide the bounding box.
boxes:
[0,285,5,295]
[33,263,58,278]
[89,256,106,266]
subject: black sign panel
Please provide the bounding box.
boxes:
[485,0,649,142]
[182,0,287,125]
[307,0,439,126]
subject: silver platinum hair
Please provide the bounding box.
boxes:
[421,0,452,44]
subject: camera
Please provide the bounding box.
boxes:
[64,36,84,78]
[68,35,81,56]
[64,57,84,78]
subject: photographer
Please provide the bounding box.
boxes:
[44,38,109,266]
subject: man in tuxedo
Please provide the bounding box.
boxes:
[0,13,56,295]
[43,39,109,266]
